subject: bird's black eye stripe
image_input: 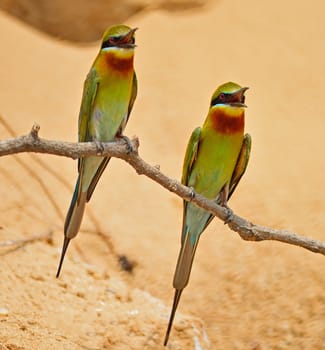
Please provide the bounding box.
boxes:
[101,35,135,49]
[211,93,230,106]
[101,39,113,49]
[112,35,122,42]
[101,36,122,48]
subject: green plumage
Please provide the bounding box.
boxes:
[164,82,251,345]
[57,25,137,278]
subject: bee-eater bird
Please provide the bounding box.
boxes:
[56,25,138,278]
[164,82,251,345]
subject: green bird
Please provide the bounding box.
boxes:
[164,82,251,345]
[56,25,138,278]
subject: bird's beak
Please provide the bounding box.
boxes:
[129,27,138,36]
[230,87,249,108]
[119,27,138,48]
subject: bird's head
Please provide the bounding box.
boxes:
[101,25,137,50]
[210,82,249,108]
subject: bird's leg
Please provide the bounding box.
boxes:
[189,186,195,201]
[219,183,234,224]
[223,206,234,225]
[122,135,133,154]
[116,132,133,154]
[94,140,104,155]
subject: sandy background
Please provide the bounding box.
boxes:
[1,0,325,349]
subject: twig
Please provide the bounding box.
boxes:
[0,116,118,260]
[0,117,64,220]
[0,231,53,256]
[0,231,53,247]
[0,124,324,256]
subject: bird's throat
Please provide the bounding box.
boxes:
[103,49,134,74]
[210,107,245,134]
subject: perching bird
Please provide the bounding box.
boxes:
[164,82,251,345]
[56,25,138,278]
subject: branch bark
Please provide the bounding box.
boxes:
[1,124,324,256]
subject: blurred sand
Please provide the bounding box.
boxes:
[0,0,209,42]
[0,0,325,349]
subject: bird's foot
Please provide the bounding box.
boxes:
[189,186,195,201]
[120,135,133,154]
[223,206,234,225]
[94,141,105,155]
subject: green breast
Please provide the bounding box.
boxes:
[91,74,133,141]
[188,128,243,199]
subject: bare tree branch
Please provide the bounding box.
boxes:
[0,117,133,267]
[0,124,324,256]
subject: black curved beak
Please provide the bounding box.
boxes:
[230,87,249,108]
[118,27,138,48]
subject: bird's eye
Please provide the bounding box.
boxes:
[109,36,120,44]
[210,92,229,107]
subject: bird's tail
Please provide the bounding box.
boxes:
[164,232,200,346]
[56,177,87,278]
[173,232,200,290]
[64,177,87,240]
[164,289,183,346]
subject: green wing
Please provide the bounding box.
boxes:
[228,133,252,199]
[78,68,99,173]
[181,127,201,186]
[78,68,99,144]
[76,68,99,201]
[181,127,201,233]
[127,73,137,122]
